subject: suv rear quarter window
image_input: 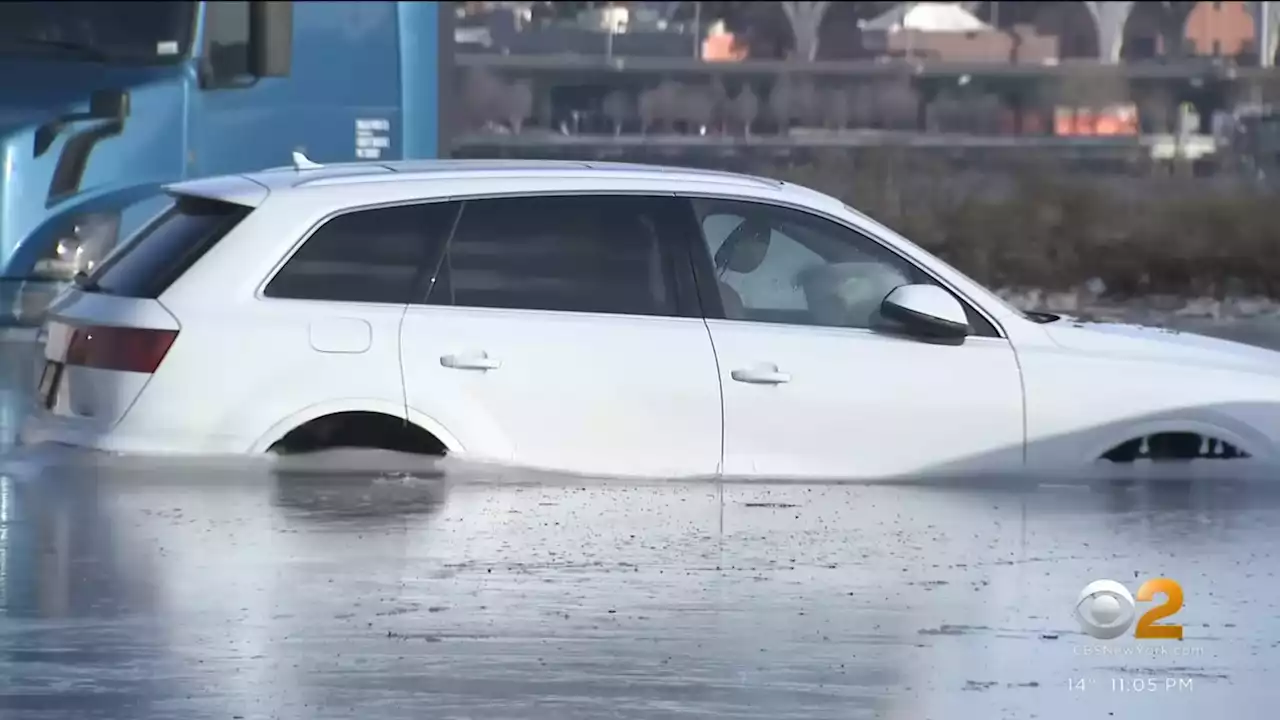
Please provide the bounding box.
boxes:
[82,194,252,299]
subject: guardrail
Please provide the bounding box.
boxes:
[454,130,1222,159]
[455,53,1280,81]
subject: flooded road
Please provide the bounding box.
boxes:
[0,336,1277,719]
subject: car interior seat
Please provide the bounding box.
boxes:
[610,213,670,315]
[713,217,773,319]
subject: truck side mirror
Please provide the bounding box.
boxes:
[248,1,294,77]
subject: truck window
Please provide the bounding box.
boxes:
[264,202,461,305]
[81,196,252,299]
[0,1,195,62]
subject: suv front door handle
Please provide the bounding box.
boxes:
[441,352,501,371]
[731,365,791,385]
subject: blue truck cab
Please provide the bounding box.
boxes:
[0,1,451,325]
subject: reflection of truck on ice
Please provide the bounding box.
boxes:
[0,1,451,325]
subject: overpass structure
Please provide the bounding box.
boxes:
[452,2,1280,161]
[758,1,1280,65]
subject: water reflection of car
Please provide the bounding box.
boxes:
[17,158,1280,480]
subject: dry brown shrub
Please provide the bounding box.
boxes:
[752,151,1280,298]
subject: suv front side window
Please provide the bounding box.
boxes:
[693,198,998,337]
[425,195,688,318]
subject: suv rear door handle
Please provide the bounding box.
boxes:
[440,352,501,371]
[731,365,790,385]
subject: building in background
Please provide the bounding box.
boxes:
[1185,1,1256,57]
[455,1,701,57]
[450,0,1280,159]
[453,2,1280,66]
[860,2,1060,63]
[702,20,746,61]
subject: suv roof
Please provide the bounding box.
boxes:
[285,159,783,188]
[166,159,800,208]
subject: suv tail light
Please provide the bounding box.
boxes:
[65,325,178,374]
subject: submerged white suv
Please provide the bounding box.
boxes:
[19,159,1280,479]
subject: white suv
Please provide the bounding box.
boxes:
[19,159,1280,479]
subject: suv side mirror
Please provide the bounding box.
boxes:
[248,1,294,77]
[880,284,970,344]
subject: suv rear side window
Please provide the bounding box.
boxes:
[264,202,460,304]
[83,194,251,299]
[426,195,686,317]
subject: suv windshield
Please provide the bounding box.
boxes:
[0,1,194,64]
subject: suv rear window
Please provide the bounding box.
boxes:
[80,194,252,299]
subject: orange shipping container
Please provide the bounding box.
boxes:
[1054,104,1139,136]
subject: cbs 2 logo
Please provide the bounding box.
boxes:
[1074,578,1184,640]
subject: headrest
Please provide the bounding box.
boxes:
[714,218,772,274]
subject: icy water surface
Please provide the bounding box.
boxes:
[0,335,1277,719]
[1,458,1277,720]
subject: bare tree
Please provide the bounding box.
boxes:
[732,85,760,136]
[970,93,1004,135]
[505,80,534,134]
[1056,72,1130,110]
[708,77,729,133]
[681,86,716,134]
[768,75,793,134]
[640,80,686,134]
[665,81,691,131]
[875,79,919,130]
[654,79,684,131]
[928,90,960,132]
[931,91,1003,134]
[847,84,875,129]
[792,79,820,127]
[1148,1,1197,59]
[823,85,853,131]
[603,90,631,136]
[462,68,506,130]
[779,1,832,62]
[1136,85,1175,134]
[638,87,661,134]
[536,89,555,131]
